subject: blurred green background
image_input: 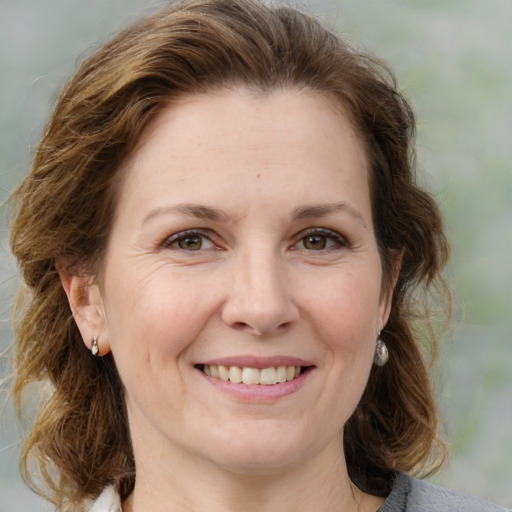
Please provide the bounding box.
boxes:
[0,0,510,510]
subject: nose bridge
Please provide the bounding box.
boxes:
[243,246,282,305]
[222,240,298,335]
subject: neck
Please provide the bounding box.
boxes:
[122,433,383,512]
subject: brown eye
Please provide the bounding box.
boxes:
[295,229,347,252]
[303,235,327,250]
[177,235,203,250]
[164,230,216,252]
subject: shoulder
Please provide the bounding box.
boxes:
[379,472,510,512]
[85,476,510,512]
[86,485,122,512]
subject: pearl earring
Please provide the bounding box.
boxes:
[373,332,389,366]
[91,338,100,357]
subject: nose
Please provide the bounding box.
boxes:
[221,249,300,337]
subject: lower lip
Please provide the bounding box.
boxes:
[198,367,312,402]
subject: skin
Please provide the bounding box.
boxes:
[62,88,394,511]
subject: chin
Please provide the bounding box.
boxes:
[201,422,321,475]
[215,450,301,476]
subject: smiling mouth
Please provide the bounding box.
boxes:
[198,364,308,385]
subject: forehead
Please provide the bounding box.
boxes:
[116,87,371,220]
[125,87,367,173]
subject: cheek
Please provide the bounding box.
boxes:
[302,269,381,418]
[102,267,221,369]
[304,268,382,346]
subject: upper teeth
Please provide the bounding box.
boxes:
[203,365,301,385]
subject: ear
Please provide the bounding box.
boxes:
[58,262,111,356]
[378,251,402,331]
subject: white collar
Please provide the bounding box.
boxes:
[87,485,122,512]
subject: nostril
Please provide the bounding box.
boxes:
[229,320,293,336]
[232,321,249,331]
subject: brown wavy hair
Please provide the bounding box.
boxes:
[9,0,450,509]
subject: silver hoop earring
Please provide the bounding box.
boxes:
[91,338,100,357]
[373,334,388,367]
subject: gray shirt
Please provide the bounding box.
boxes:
[88,472,510,511]
[379,472,509,511]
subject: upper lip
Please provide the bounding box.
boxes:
[198,356,315,369]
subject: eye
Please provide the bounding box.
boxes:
[163,230,216,251]
[295,228,347,251]
[303,234,329,250]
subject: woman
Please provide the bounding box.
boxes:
[9,1,508,511]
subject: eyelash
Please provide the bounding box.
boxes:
[294,228,349,251]
[160,227,349,252]
[161,229,215,251]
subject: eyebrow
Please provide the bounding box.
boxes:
[292,202,367,229]
[142,203,233,225]
[142,201,367,229]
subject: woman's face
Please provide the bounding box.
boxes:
[82,89,393,475]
